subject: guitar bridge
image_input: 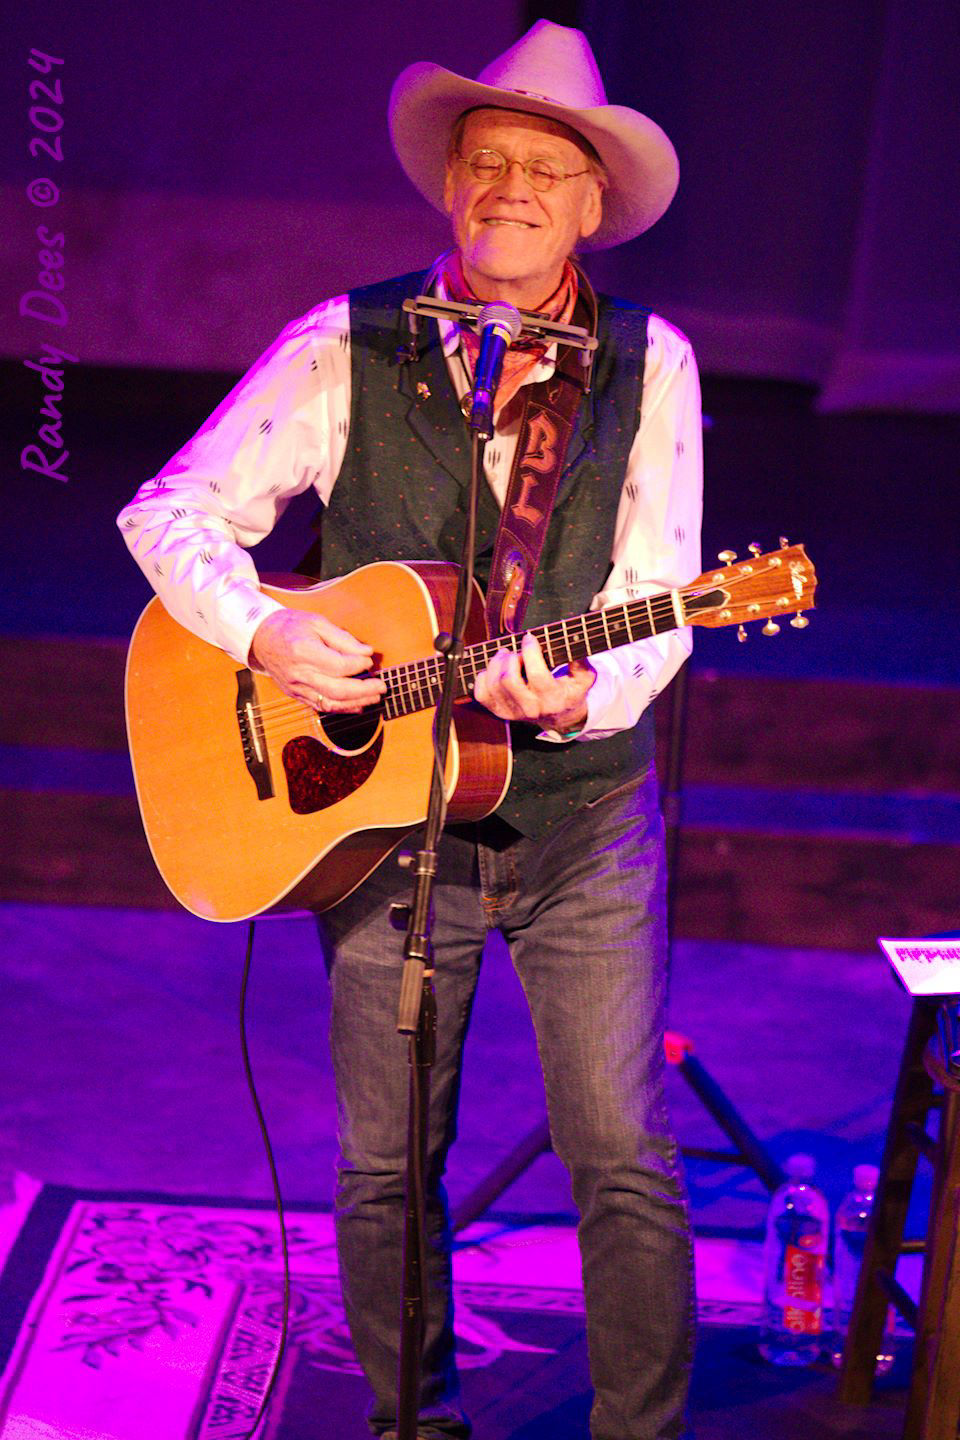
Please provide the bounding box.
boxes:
[236,669,274,801]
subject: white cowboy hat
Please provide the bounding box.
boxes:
[388,19,679,250]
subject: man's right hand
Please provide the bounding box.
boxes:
[249,609,387,714]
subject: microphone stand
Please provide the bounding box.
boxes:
[392,350,489,1440]
[392,293,594,1440]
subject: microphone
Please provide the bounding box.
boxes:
[469,302,523,440]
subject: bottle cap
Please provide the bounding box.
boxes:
[854,1163,880,1193]
[784,1152,816,1180]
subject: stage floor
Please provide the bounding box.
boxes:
[0,901,930,1438]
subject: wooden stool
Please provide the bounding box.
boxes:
[839,997,960,1440]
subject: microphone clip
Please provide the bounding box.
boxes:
[402,295,596,358]
[396,309,421,366]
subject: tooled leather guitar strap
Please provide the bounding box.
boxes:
[484,275,597,638]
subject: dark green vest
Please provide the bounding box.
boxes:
[307,270,655,837]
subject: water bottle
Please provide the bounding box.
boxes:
[758,1153,829,1365]
[831,1163,895,1374]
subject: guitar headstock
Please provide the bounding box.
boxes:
[682,541,817,635]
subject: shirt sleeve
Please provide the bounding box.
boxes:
[539,313,703,742]
[116,296,351,665]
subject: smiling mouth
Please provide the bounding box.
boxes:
[482,218,537,228]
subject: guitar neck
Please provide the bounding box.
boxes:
[380,589,683,721]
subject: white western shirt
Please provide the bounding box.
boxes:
[117,292,703,741]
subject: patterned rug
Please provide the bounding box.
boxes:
[0,1184,772,1440]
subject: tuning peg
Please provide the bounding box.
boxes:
[762,619,781,636]
[737,625,748,643]
[717,549,737,565]
[790,613,810,629]
[748,543,762,557]
[779,535,790,549]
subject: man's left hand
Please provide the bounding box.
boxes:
[473,632,595,735]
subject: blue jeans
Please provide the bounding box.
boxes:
[320,765,694,1440]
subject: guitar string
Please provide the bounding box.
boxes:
[248,593,684,725]
[146,544,782,777]
[249,624,792,738]
[249,552,806,733]
[184,559,808,768]
[250,610,676,746]
[246,562,808,732]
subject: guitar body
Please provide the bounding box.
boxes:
[126,541,816,923]
[125,561,511,922]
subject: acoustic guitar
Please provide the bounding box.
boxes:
[125,542,816,922]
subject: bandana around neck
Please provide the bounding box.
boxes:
[440,252,579,415]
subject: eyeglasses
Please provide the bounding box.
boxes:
[455,148,590,193]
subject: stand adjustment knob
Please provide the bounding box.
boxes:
[389,902,412,932]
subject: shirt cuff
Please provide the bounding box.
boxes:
[535,659,615,743]
[212,583,289,667]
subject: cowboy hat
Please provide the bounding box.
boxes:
[388,19,679,250]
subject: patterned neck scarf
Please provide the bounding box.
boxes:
[440,252,579,415]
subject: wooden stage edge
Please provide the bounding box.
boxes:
[2,633,958,949]
[4,790,959,952]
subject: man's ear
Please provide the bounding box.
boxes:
[442,163,455,215]
[579,180,603,241]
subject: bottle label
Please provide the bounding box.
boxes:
[783,1245,823,1333]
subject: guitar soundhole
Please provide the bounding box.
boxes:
[282,725,383,815]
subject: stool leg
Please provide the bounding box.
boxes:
[904,1087,960,1440]
[840,1000,939,1404]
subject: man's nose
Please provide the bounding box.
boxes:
[495,159,534,197]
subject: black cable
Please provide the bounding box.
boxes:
[238,919,291,1439]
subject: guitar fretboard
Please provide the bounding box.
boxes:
[380,588,688,720]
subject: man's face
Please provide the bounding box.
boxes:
[443,109,603,307]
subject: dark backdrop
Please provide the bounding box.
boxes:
[2,0,957,407]
[1,1,956,675]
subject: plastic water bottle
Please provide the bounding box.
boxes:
[831,1163,895,1374]
[758,1153,829,1365]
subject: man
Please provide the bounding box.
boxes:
[118,20,702,1440]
